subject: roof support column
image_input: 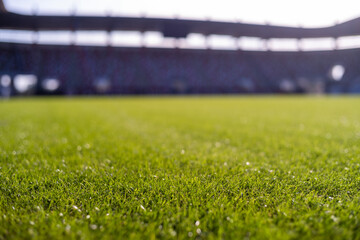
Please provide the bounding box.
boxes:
[234,37,240,50]
[205,35,211,50]
[262,39,270,51]
[32,30,39,45]
[106,30,112,47]
[140,32,146,48]
[297,38,303,52]
[70,31,76,46]
[334,37,339,50]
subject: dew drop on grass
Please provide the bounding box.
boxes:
[73,205,81,212]
[226,216,233,223]
[331,215,339,222]
[169,228,177,236]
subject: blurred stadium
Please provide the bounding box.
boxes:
[1,0,360,96]
[2,1,360,239]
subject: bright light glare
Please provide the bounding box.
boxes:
[42,78,60,91]
[331,65,345,81]
[1,75,11,87]
[94,77,111,93]
[14,74,37,93]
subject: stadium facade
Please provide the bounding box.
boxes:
[1,0,360,95]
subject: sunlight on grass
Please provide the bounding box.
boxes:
[0,96,360,239]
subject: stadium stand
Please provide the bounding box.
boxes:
[1,43,360,95]
[0,0,360,95]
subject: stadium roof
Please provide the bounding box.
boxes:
[1,0,360,39]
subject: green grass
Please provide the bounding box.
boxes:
[1,96,360,240]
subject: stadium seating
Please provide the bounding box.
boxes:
[1,43,360,95]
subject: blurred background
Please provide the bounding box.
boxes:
[1,0,360,96]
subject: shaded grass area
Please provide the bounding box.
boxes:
[0,96,360,239]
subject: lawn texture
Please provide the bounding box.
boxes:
[0,96,360,239]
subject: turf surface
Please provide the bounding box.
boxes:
[1,96,360,239]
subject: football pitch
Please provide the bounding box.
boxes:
[1,96,360,239]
